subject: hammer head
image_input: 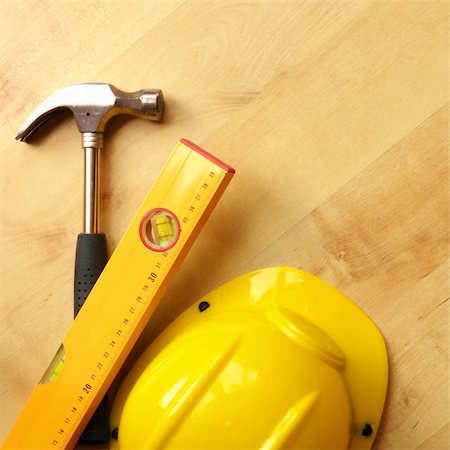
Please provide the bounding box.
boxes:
[16,83,164,142]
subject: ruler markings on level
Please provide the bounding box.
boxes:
[54,164,222,448]
[3,140,234,450]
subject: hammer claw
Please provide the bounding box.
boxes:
[16,107,67,142]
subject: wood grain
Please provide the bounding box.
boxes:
[0,1,448,448]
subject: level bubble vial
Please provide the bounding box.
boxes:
[139,208,180,252]
[40,344,66,384]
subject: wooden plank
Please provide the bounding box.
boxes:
[378,261,449,449]
[0,0,184,139]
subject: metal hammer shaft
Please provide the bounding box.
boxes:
[83,132,103,233]
[85,147,100,233]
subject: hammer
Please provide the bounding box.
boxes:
[16,83,164,443]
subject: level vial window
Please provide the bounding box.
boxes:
[139,208,180,252]
[39,344,66,384]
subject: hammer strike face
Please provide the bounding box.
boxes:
[16,83,164,142]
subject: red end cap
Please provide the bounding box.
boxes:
[180,139,235,173]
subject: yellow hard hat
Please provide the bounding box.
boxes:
[110,267,388,449]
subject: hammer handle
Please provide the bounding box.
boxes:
[74,233,107,315]
[74,233,110,443]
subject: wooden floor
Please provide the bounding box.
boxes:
[0,1,448,448]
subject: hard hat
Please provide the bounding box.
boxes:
[110,267,388,449]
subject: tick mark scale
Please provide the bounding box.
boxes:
[2,139,234,449]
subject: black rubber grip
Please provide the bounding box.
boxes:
[74,233,107,316]
[78,396,110,444]
[74,233,110,444]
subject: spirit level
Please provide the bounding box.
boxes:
[2,139,234,449]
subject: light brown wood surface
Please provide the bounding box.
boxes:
[0,1,448,448]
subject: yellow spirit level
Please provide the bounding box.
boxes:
[2,139,234,449]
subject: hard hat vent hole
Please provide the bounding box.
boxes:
[362,424,372,436]
[111,427,119,440]
[199,301,210,312]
